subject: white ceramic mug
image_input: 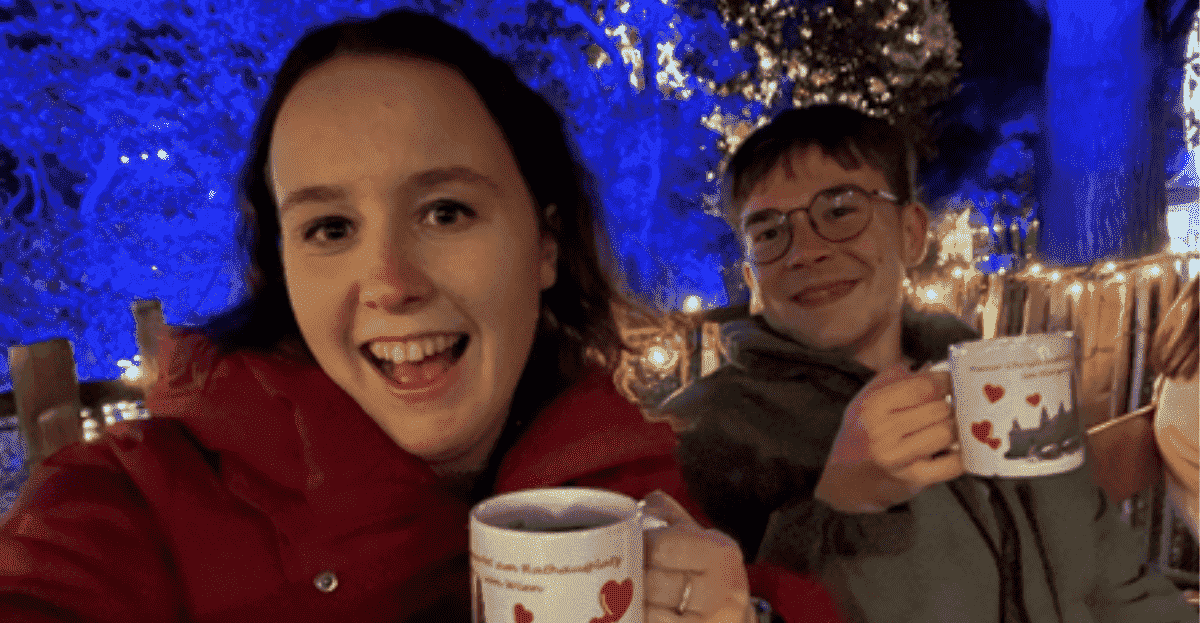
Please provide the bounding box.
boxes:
[933,331,1085,478]
[469,487,664,623]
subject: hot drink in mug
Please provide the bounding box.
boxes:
[469,487,664,623]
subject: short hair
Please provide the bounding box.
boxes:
[720,105,920,232]
[1151,275,1198,381]
[200,9,643,409]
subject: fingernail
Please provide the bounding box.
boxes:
[642,490,667,504]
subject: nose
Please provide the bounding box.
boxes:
[358,235,435,314]
[781,210,834,267]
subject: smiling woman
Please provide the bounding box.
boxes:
[0,8,839,623]
[269,54,556,476]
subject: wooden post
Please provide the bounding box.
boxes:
[131,299,166,391]
[8,339,81,465]
[1022,279,1046,335]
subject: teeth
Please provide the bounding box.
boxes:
[369,334,460,363]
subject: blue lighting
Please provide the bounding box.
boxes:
[1040,0,1169,263]
[0,0,748,394]
[0,0,1192,399]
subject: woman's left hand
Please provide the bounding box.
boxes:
[641,490,754,623]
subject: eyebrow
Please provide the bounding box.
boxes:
[277,166,504,213]
[410,166,503,193]
[741,208,779,228]
[278,185,347,214]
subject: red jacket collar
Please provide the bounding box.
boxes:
[146,332,678,499]
[496,368,678,491]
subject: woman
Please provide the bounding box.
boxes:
[0,10,839,623]
[1151,275,1198,537]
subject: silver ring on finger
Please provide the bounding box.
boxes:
[675,575,694,616]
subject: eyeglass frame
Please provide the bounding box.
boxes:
[738,184,902,266]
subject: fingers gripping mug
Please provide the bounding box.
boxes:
[469,487,665,623]
[935,331,1085,478]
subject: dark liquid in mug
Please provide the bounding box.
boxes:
[492,509,623,533]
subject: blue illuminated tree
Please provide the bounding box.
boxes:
[1,0,284,379]
[456,0,753,311]
[1,0,753,391]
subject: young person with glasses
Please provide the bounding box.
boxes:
[661,105,1195,622]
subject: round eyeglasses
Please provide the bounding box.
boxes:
[740,184,900,265]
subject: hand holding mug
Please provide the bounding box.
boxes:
[641,490,753,623]
[814,363,964,514]
[469,487,754,623]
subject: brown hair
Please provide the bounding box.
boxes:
[721,105,920,232]
[1151,275,1198,381]
[201,9,646,411]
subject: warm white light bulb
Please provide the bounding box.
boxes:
[644,345,674,373]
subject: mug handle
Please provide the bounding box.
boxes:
[925,360,962,453]
[635,500,671,531]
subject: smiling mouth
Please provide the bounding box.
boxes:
[362,333,470,390]
[792,280,859,308]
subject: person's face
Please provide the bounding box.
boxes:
[740,144,927,358]
[270,54,557,475]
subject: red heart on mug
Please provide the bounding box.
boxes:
[514,603,534,623]
[971,421,1002,450]
[983,384,1005,403]
[589,578,634,623]
[1026,393,1041,407]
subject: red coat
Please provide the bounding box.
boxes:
[0,333,839,622]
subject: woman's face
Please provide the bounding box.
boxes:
[270,54,557,476]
